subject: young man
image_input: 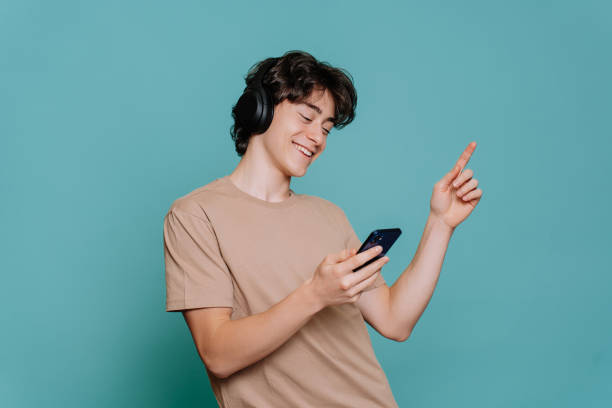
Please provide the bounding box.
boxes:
[164,51,482,407]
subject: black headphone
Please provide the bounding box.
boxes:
[232,58,279,135]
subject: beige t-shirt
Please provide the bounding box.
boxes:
[164,175,398,407]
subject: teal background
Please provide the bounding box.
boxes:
[2,0,611,406]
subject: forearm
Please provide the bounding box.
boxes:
[389,212,454,339]
[209,280,323,378]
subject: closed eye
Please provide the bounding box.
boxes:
[300,113,330,135]
[299,113,312,122]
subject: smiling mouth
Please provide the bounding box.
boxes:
[292,142,313,158]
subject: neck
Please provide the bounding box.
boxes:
[229,143,293,203]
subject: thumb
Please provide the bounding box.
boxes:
[327,248,352,264]
[440,164,461,190]
[344,247,358,261]
[343,248,357,261]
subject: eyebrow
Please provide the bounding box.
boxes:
[303,102,336,124]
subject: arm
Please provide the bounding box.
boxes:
[358,142,482,341]
[184,246,385,379]
[389,213,453,339]
[183,280,322,379]
[357,213,454,341]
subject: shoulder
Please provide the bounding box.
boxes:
[299,193,349,222]
[166,177,230,219]
[301,193,339,210]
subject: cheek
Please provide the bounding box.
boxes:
[315,142,327,158]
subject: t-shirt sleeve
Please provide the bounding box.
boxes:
[338,208,387,292]
[163,208,234,312]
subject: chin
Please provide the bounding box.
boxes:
[287,164,308,178]
[291,169,308,178]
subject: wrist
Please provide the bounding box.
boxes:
[428,212,456,234]
[300,278,325,314]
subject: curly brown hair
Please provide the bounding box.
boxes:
[230,50,358,156]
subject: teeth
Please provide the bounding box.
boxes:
[293,143,312,157]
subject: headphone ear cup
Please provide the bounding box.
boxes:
[233,85,274,135]
[254,87,274,134]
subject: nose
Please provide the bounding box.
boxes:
[305,125,325,146]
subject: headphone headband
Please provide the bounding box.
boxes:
[251,58,277,93]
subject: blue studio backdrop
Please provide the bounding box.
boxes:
[1,1,611,407]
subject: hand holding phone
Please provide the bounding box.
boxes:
[309,245,390,308]
[352,228,402,272]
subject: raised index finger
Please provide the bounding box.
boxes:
[454,141,477,172]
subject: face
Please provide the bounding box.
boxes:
[259,88,335,178]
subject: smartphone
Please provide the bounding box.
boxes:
[352,228,402,272]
